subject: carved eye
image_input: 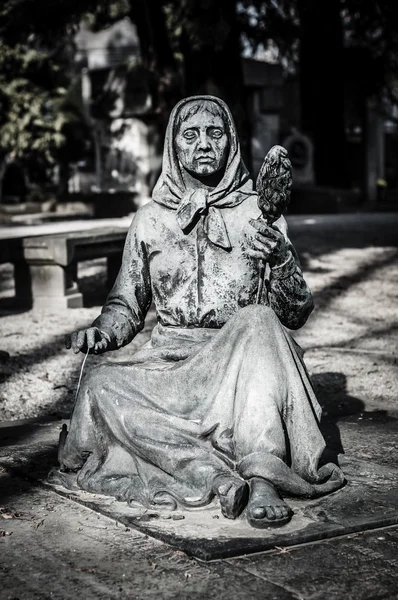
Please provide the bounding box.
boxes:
[211,128,224,139]
[183,130,197,141]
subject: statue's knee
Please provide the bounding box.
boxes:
[81,364,111,394]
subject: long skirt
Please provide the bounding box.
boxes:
[54,305,345,509]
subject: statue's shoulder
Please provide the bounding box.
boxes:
[129,200,172,243]
[131,200,161,227]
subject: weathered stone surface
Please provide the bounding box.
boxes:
[0,469,294,600]
[228,528,398,600]
[2,460,398,599]
[45,455,398,560]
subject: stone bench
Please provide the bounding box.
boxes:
[1,227,128,308]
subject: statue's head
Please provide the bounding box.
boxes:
[152,96,249,205]
[174,99,230,178]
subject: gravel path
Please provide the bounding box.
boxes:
[0,212,397,421]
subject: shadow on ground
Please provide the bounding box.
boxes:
[288,213,398,265]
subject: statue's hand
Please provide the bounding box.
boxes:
[247,219,289,266]
[65,327,111,355]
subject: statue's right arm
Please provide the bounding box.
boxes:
[66,210,152,354]
[91,210,152,350]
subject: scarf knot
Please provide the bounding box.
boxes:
[176,189,232,250]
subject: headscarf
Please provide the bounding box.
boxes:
[152,95,254,250]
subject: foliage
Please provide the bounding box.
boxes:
[237,0,398,101]
[341,0,398,102]
[0,44,64,177]
[164,0,238,53]
[0,38,93,187]
[237,0,300,66]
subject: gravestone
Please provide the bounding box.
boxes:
[283,129,315,186]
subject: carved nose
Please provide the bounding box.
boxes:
[198,133,211,149]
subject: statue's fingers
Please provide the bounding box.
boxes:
[255,230,283,247]
[70,331,79,353]
[249,218,268,233]
[76,329,86,353]
[94,339,108,354]
[86,328,96,349]
[255,230,279,247]
[253,229,269,240]
[253,238,276,254]
[251,238,271,253]
[246,249,266,260]
[265,225,283,240]
[251,238,264,251]
[250,219,279,239]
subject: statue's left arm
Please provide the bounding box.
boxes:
[268,244,314,330]
[249,216,313,330]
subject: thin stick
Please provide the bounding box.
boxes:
[58,347,90,466]
[256,261,265,304]
[70,347,90,420]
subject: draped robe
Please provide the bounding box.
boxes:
[54,96,345,508]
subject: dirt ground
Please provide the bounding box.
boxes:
[0,212,397,422]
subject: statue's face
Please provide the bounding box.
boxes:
[175,110,229,177]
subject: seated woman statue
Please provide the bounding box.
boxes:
[57,95,345,529]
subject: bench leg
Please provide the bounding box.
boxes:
[15,262,83,309]
[14,261,33,308]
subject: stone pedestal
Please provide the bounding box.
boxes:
[28,265,82,309]
[14,261,82,309]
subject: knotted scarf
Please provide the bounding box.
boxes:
[152,95,255,250]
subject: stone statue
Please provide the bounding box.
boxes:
[54,96,345,529]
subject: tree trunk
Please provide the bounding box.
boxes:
[298,0,348,187]
[0,153,12,204]
[129,0,176,69]
[180,0,252,168]
[129,0,180,131]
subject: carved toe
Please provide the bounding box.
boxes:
[215,476,249,520]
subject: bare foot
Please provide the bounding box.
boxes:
[213,474,249,520]
[246,477,292,528]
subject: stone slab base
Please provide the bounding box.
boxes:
[46,457,398,560]
[1,419,398,561]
